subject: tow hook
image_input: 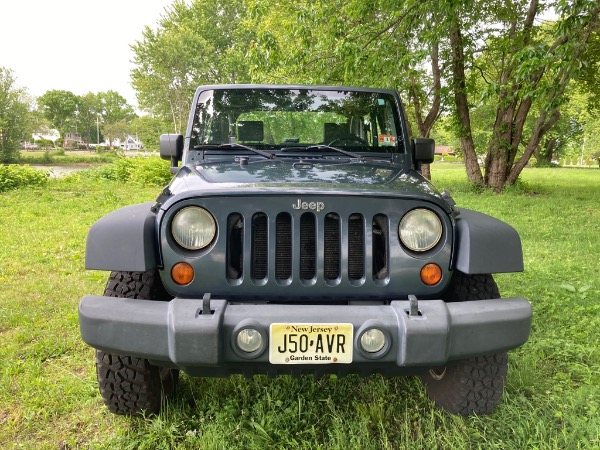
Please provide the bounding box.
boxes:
[408,295,420,317]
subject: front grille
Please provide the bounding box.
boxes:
[226,210,390,285]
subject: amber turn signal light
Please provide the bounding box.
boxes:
[420,263,442,286]
[171,262,194,285]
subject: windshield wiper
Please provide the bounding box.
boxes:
[194,143,277,159]
[280,145,363,160]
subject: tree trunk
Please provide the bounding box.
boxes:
[538,138,557,163]
[507,109,560,184]
[448,15,483,186]
[408,41,442,181]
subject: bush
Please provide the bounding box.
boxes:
[0,165,49,192]
[534,160,560,168]
[35,139,54,150]
[91,156,172,186]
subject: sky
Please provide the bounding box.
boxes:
[1,0,174,109]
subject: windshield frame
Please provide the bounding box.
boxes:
[184,85,408,163]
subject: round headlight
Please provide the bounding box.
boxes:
[399,209,442,252]
[171,207,216,250]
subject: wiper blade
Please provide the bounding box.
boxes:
[194,143,277,159]
[282,144,363,160]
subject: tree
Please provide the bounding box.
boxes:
[37,90,135,147]
[37,90,78,137]
[102,120,130,148]
[131,0,254,133]
[576,29,600,110]
[98,90,135,125]
[447,0,600,190]
[77,92,103,144]
[247,0,600,191]
[0,67,32,163]
[246,0,447,178]
[131,115,171,150]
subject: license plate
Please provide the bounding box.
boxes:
[269,323,353,364]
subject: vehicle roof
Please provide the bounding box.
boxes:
[193,84,399,96]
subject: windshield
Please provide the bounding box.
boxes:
[190,88,403,153]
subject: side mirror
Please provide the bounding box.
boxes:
[412,138,435,164]
[160,134,183,169]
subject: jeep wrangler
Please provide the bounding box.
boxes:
[79,85,532,416]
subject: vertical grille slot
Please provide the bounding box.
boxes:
[348,214,365,280]
[300,213,316,280]
[226,213,243,280]
[276,213,292,280]
[324,213,341,280]
[251,213,268,280]
[372,214,389,280]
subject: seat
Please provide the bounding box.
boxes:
[323,123,346,143]
[237,121,264,143]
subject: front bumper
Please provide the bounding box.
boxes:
[79,296,531,376]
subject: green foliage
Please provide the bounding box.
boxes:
[91,155,172,185]
[0,67,33,163]
[132,115,171,150]
[0,164,49,191]
[18,150,118,165]
[36,89,137,147]
[34,138,54,149]
[37,89,79,136]
[130,0,254,132]
[244,0,600,190]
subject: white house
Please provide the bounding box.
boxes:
[32,128,60,143]
[116,135,144,150]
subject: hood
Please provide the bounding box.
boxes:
[165,159,448,210]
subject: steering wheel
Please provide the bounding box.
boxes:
[328,136,370,147]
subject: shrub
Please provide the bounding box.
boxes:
[534,160,560,168]
[35,139,54,150]
[91,156,172,186]
[0,165,49,192]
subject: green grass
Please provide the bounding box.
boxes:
[19,150,119,165]
[0,164,598,449]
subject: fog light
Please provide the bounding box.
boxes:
[360,328,386,353]
[236,328,262,353]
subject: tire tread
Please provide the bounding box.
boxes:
[95,270,177,416]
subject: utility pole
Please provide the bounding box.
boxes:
[96,116,100,145]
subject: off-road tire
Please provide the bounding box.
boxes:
[95,270,179,415]
[421,271,508,415]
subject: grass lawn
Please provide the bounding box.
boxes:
[18,150,119,165]
[0,164,598,449]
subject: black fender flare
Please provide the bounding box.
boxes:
[85,202,160,272]
[454,208,523,274]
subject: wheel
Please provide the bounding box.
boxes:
[95,270,179,415]
[421,271,509,415]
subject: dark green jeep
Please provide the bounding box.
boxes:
[79,85,532,416]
